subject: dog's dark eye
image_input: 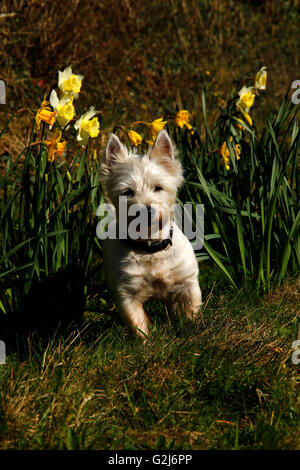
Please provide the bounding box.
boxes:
[154,186,163,192]
[122,189,134,197]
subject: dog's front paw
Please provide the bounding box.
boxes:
[120,299,151,341]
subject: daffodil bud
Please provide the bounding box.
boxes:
[255,66,267,91]
[127,130,143,146]
[66,170,72,182]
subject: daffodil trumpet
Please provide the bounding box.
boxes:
[35,96,56,131]
[254,66,267,92]
[58,65,84,98]
[49,90,75,129]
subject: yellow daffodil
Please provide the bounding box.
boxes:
[235,143,241,160]
[175,110,193,133]
[58,65,83,98]
[49,89,75,128]
[130,117,167,145]
[146,117,167,145]
[44,129,66,163]
[255,66,267,91]
[219,141,230,169]
[35,97,56,131]
[74,106,100,147]
[218,137,241,170]
[150,117,167,135]
[236,85,256,113]
[127,130,143,146]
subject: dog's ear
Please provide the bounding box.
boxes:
[106,134,128,166]
[149,130,174,160]
[149,130,183,184]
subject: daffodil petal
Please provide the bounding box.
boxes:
[49,89,59,109]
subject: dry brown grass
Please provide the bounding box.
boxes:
[0,277,299,449]
[264,276,300,309]
[0,0,299,141]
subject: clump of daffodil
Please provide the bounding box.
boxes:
[58,65,83,98]
[44,129,66,163]
[175,110,194,133]
[35,96,56,131]
[218,137,241,170]
[254,66,267,91]
[48,65,85,129]
[236,85,256,130]
[235,67,267,131]
[49,90,75,129]
[74,106,100,147]
[127,129,143,146]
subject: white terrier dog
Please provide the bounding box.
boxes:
[99,130,202,339]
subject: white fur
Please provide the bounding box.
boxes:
[99,130,202,339]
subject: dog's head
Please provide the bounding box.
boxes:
[99,130,184,239]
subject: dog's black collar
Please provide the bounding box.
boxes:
[123,226,173,253]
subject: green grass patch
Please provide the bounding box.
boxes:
[0,278,299,450]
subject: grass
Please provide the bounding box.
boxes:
[0,276,299,450]
[0,0,300,451]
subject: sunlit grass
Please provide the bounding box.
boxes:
[0,278,299,450]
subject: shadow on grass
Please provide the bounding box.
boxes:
[0,266,88,356]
